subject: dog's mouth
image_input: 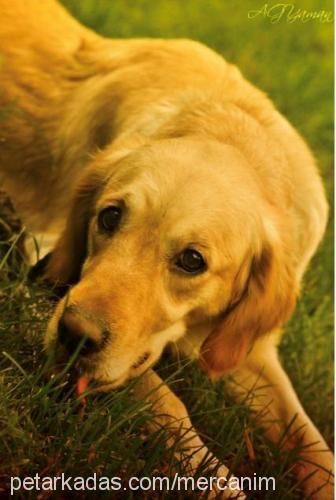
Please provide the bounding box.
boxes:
[45,342,153,394]
[131,351,151,369]
[75,353,153,395]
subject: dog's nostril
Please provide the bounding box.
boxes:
[57,312,104,357]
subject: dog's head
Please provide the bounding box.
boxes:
[43,137,298,386]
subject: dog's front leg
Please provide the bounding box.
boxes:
[227,332,334,499]
[134,369,245,499]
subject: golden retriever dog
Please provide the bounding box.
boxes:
[0,0,333,497]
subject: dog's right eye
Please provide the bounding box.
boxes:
[175,248,207,275]
[97,206,122,233]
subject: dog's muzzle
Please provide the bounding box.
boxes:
[57,308,109,357]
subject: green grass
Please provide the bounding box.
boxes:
[0,1,333,498]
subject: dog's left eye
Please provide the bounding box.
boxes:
[175,249,207,274]
[97,206,122,233]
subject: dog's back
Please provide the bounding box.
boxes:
[0,0,92,230]
[0,0,87,53]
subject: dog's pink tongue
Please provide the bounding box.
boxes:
[76,375,89,399]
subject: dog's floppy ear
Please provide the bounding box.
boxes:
[42,165,108,287]
[200,235,298,378]
[40,137,147,287]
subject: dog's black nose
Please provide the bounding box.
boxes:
[57,310,106,356]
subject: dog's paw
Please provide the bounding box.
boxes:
[205,464,246,499]
[296,451,334,500]
[185,460,245,500]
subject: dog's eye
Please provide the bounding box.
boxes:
[97,206,122,233]
[176,249,207,274]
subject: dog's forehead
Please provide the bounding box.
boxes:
[98,139,262,261]
[102,139,258,212]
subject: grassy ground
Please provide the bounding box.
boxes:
[0,1,333,498]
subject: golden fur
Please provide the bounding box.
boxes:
[0,1,332,498]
